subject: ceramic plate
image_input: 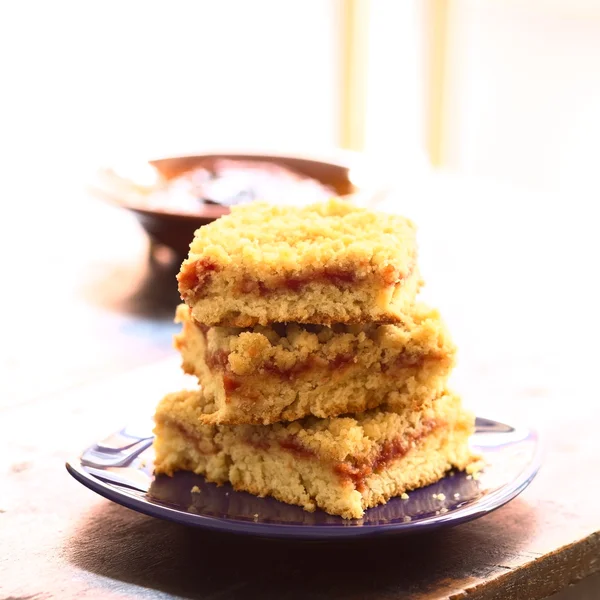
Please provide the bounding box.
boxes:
[66,417,541,539]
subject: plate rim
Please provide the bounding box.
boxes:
[66,417,543,540]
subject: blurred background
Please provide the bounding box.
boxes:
[4,1,600,193]
[1,0,599,419]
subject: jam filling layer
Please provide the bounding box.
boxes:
[178,258,220,297]
[167,421,220,456]
[179,259,415,298]
[165,417,442,495]
[206,348,427,388]
[242,420,442,493]
[333,419,441,492]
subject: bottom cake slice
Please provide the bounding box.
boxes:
[153,389,477,519]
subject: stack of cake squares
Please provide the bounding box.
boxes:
[153,198,477,519]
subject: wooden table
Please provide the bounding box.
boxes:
[1,173,599,599]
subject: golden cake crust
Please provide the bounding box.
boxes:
[153,389,478,518]
[174,303,455,424]
[177,198,420,326]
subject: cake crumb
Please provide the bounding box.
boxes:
[154,388,476,519]
[435,510,440,515]
[191,485,201,493]
[174,300,454,425]
[472,472,481,481]
[179,198,419,327]
[453,492,460,499]
[436,493,446,501]
[403,515,412,522]
[401,492,409,500]
[466,475,472,480]
[440,507,448,514]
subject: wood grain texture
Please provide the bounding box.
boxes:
[1,176,599,599]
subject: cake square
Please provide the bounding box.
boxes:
[177,198,420,327]
[174,303,456,424]
[153,388,476,519]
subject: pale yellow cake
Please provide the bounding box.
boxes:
[177,198,420,326]
[174,303,455,424]
[153,388,477,519]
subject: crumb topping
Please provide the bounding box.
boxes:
[175,303,453,377]
[178,198,417,293]
[155,388,471,465]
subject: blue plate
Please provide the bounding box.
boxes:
[66,417,541,539]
